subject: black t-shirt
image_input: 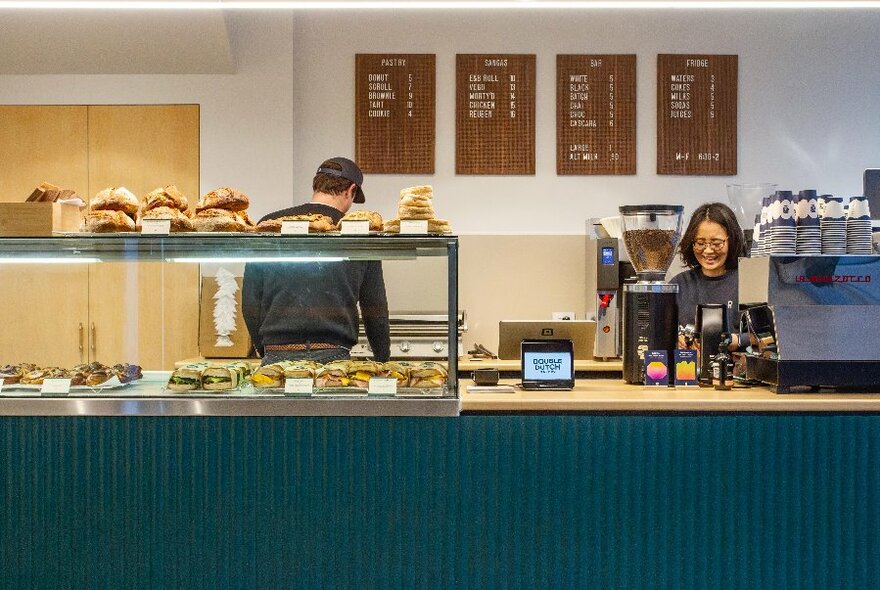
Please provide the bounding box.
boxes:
[669,267,740,332]
[241,203,391,361]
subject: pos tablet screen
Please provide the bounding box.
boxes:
[520,339,575,390]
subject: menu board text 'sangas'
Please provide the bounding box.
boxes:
[356,54,435,174]
[557,55,636,175]
[456,54,535,175]
[657,54,737,176]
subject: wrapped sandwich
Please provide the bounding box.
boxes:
[167,364,205,391]
[346,360,381,389]
[379,361,411,387]
[283,360,321,380]
[200,362,250,390]
[315,360,351,388]
[252,363,286,388]
[408,361,448,389]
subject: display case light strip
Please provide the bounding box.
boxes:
[0,257,101,264]
[168,256,347,263]
[1,1,879,9]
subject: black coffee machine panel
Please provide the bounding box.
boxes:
[622,284,679,383]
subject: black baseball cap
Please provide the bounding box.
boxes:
[317,157,366,203]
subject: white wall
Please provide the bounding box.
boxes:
[292,9,880,234]
[2,7,879,232]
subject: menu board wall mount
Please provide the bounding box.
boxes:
[355,54,435,174]
[657,54,738,176]
[556,54,637,175]
[456,54,536,175]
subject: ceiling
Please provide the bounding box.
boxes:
[0,11,233,74]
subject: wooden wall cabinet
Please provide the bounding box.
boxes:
[0,105,200,369]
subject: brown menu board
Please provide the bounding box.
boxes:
[556,54,636,175]
[456,54,535,175]
[355,54,435,174]
[657,54,738,175]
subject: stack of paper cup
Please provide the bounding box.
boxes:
[846,196,872,254]
[821,196,847,254]
[769,190,796,255]
[795,189,821,255]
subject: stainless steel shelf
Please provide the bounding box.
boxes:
[0,396,460,416]
[0,233,458,262]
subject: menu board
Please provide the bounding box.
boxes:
[657,54,737,175]
[456,54,535,175]
[556,54,636,175]
[355,54,435,174]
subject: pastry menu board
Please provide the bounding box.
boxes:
[556,54,636,175]
[456,54,535,175]
[657,54,738,175]
[355,54,435,174]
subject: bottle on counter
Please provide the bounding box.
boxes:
[713,333,734,390]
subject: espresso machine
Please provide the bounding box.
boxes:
[618,204,684,384]
[739,255,880,392]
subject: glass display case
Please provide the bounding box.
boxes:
[0,234,459,416]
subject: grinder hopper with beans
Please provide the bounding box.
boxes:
[618,204,685,384]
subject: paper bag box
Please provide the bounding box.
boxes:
[198,276,253,358]
[0,202,82,236]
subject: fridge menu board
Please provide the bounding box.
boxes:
[456,54,535,175]
[656,54,738,176]
[355,54,435,174]
[556,54,636,175]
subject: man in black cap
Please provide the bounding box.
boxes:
[242,157,391,365]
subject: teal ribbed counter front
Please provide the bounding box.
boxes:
[2,415,878,589]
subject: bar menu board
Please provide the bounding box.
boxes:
[657,54,737,175]
[456,54,535,175]
[355,54,435,174]
[556,54,636,175]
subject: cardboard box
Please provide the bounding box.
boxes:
[0,202,82,236]
[198,276,253,358]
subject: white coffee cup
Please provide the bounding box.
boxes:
[822,197,845,219]
[848,196,871,218]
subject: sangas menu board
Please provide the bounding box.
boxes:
[456,54,535,175]
[355,54,435,174]
[556,54,636,175]
[656,54,738,175]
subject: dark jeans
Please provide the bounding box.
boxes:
[260,348,350,366]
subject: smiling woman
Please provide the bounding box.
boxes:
[669,202,747,349]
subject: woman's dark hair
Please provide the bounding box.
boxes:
[677,202,746,270]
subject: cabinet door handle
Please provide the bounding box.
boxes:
[90,322,96,355]
[79,323,84,356]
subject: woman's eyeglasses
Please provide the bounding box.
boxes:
[693,238,727,252]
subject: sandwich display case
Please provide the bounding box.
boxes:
[0,233,460,416]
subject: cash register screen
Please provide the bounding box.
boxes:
[520,339,575,390]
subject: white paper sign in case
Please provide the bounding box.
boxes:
[281,220,310,235]
[399,220,428,234]
[141,219,171,235]
[285,378,314,394]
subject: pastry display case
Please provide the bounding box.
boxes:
[0,233,460,416]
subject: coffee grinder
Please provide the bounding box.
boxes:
[619,204,684,384]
